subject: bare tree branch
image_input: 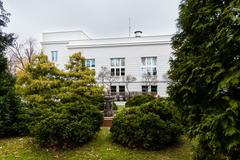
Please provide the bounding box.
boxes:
[142,73,158,92]
[97,66,119,94]
[125,74,136,94]
[7,37,38,73]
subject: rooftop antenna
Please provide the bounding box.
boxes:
[128,17,131,37]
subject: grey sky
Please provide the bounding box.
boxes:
[3,0,181,42]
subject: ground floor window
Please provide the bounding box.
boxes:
[151,85,157,94]
[142,85,148,93]
[111,86,117,95]
[142,85,158,94]
[119,85,125,95]
[110,85,125,95]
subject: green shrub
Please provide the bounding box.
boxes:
[33,104,103,148]
[110,99,182,150]
[125,94,156,107]
[112,102,118,110]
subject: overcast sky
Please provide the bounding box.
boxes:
[3,0,181,42]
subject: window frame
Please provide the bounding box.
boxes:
[85,59,95,70]
[51,51,58,62]
[141,57,157,76]
[110,58,125,76]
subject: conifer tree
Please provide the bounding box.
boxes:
[16,52,103,147]
[0,1,21,137]
[168,0,240,159]
[64,52,103,107]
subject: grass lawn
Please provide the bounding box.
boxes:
[0,128,193,160]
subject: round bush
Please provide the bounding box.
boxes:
[125,94,156,107]
[110,99,182,150]
[33,104,103,148]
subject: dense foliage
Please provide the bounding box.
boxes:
[110,99,182,150]
[16,52,103,148]
[125,94,155,107]
[168,0,240,159]
[0,1,22,137]
[33,104,103,148]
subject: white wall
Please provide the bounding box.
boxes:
[42,33,172,97]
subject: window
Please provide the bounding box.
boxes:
[142,85,148,93]
[141,57,157,75]
[110,58,125,76]
[119,85,125,95]
[85,59,95,69]
[111,86,117,95]
[151,85,158,94]
[51,51,58,62]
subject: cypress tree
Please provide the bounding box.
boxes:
[168,0,240,159]
[0,1,21,137]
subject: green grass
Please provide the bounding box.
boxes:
[117,105,125,112]
[0,128,193,160]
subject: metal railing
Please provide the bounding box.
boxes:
[106,91,158,101]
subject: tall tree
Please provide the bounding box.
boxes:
[16,52,103,116]
[0,1,21,137]
[168,0,240,159]
[16,53,103,147]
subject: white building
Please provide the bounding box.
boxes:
[41,30,172,98]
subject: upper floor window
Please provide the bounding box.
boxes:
[141,57,157,75]
[85,59,95,69]
[111,58,125,76]
[51,51,58,62]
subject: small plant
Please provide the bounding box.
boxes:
[110,99,182,150]
[125,94,156,107]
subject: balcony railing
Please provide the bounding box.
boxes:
[106,91,158,101]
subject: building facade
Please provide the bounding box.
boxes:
[41,30,172,97]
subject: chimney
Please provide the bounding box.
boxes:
[134,31,143,37]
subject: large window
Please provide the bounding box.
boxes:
[141,57,157,75]
[51,51,58,62]
[85,59,95,70]
[110,58,125,76]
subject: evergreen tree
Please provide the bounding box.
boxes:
[168,0,240,159]
[0,1,21,137]
[16,52,103,109]
[16,52,103,147]
[64,52,103,107]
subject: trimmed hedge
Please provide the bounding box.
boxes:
[125,94,156,107]
[110,99,182,150]
[33,104,103,148]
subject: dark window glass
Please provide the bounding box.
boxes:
[119,86,125,92]
[121,68,125,76]
[111,68,115,76]
[153,67,157,75]
[142,86,148,93]
[92,60,95,67]
[151,85,157,93]
[111,86,117,95]
[116,68,120,76]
